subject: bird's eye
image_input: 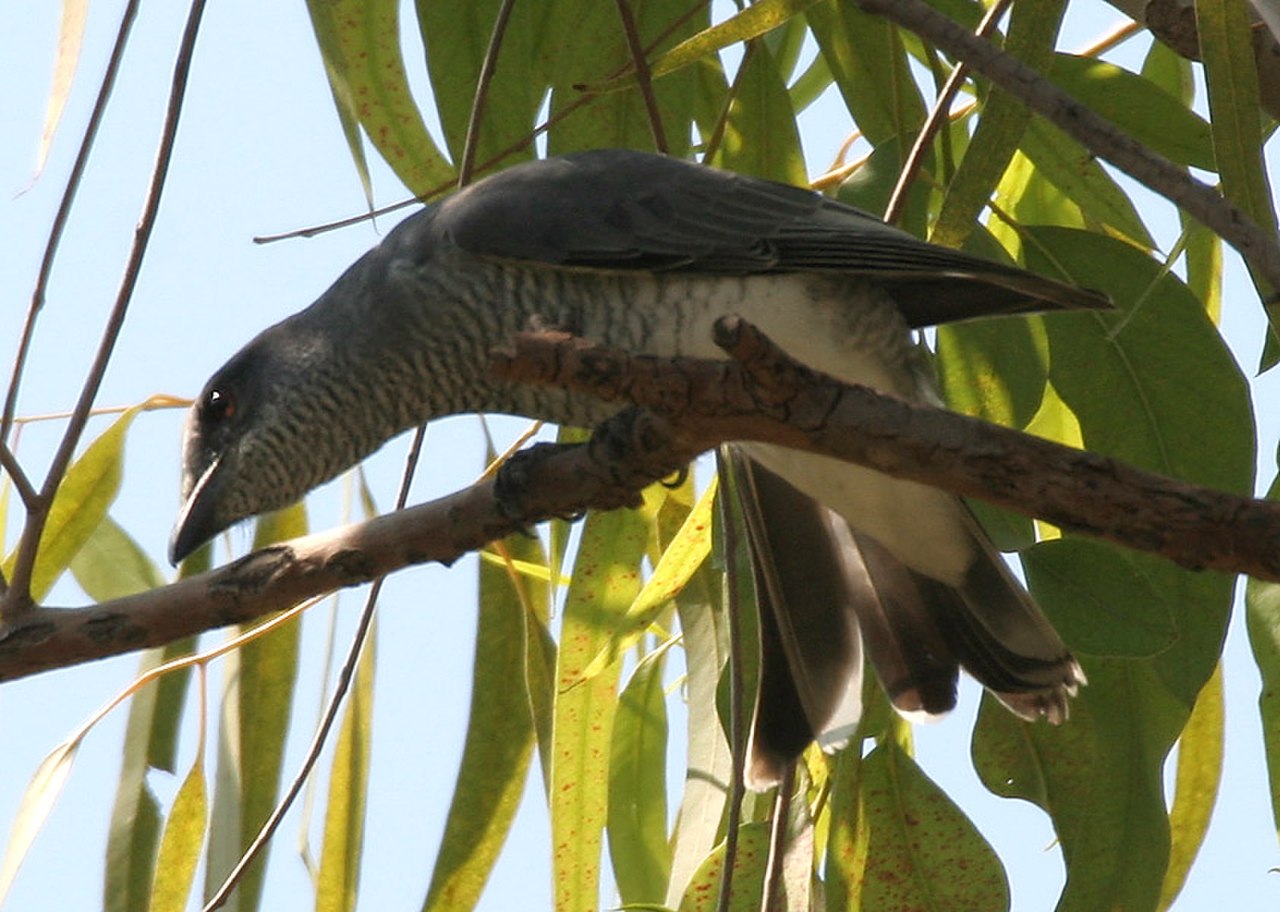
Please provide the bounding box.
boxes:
[201,388,236,423]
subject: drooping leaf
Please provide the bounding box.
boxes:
[204,505,307,911]
[806,0,925,147]
[422,527,546,912]
[707,40,806,184]
[35,0,91,178]
[3,405,142,601]
[0,740,78,906]
[608,644,673,906]
[677,822,770,912]
[304,0,455,196]
[550,507,649,912]
[316,626,375,912]
[1158,660,1224,911]
[836,740,1009,911]
[932,0,1066,247]
[104,639,195,912]
[70,514,164,602]
[148,748,208,912]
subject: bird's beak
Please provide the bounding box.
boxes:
[169,457,225,565]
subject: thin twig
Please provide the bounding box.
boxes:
[882,0,1011,225]
[702,40,756,164]
[3,0,142,446]
[760,764,795,912]
[460,0,521,187]
[0,444,37,512]
[4,0,209,615]
[202,424,427,912]
[857,0,1280,292]
[615,0,669,154]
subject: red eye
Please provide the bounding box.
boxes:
[202,388,236,422]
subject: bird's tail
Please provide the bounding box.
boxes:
[727,449,1083,790]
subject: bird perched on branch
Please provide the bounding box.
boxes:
[171,149,1102,787]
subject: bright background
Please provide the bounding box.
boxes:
[1,1,1278,910]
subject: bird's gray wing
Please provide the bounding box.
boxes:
[429,149,1109,327]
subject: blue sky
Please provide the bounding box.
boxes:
[1,1,1278,910]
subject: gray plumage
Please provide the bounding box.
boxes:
[172,149,1100,785]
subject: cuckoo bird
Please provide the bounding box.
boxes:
[171,149,1099,786]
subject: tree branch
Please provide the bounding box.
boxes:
[2,317,1275,683]
[856,0,1280,294]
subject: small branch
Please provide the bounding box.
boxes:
[4,0,210,615]
[459,0,520,187]
[615,0,670,154]
[857,0,1280,293]
[882,0,1011,225]
[3,0,143,448]
[0,443,37,512]
[4,318,1276,682]
[6,0,208,612]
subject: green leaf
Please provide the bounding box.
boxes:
[707,40,806,185]
[932,0,1066,247]
[550,507,649,912]
[608,645,673,906]
[1048,53,1214,171]
[1021,539,1178,658]
[415,0,548,169]
[832,740,1009,911]
[973,664,1185,912]
[806,0,925,146]
[148,749,208,912]
[546,0,704,157]
[4,406,141,601]
[422,529,545,912]
[677,822,770,912]
[104,641,194,912]
[70,515,164,602]
[316,625,375,912]
[588,0,821,93]
[666,566,731,906]
[1019,118,1155,249]
[205,504,306,911]
[1246,467,1280,847]
[304,0,454,196]
[1158,661,1224,911]
[579,478,716,680]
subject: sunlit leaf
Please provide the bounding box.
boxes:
[3,405,142,601]
[550,507,648,912]
[933,0,1066,247]
[1158,661,1224,911]
[148,750,208,912]
[304,0,454,196]
[422,527,544,912]
[316,627,374,912]
[587,0,821,94]
[677,822,770,912]
[579,478,716,680]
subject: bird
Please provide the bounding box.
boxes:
[171,148,1101,787]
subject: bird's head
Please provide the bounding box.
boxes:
[168,314,380,564]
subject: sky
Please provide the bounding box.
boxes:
[1,1,1278,911]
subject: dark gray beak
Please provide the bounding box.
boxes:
[169,458,225,565]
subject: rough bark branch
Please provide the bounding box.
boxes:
[1,318,1275,683]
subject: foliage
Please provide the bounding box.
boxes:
[4,1,1279,911]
